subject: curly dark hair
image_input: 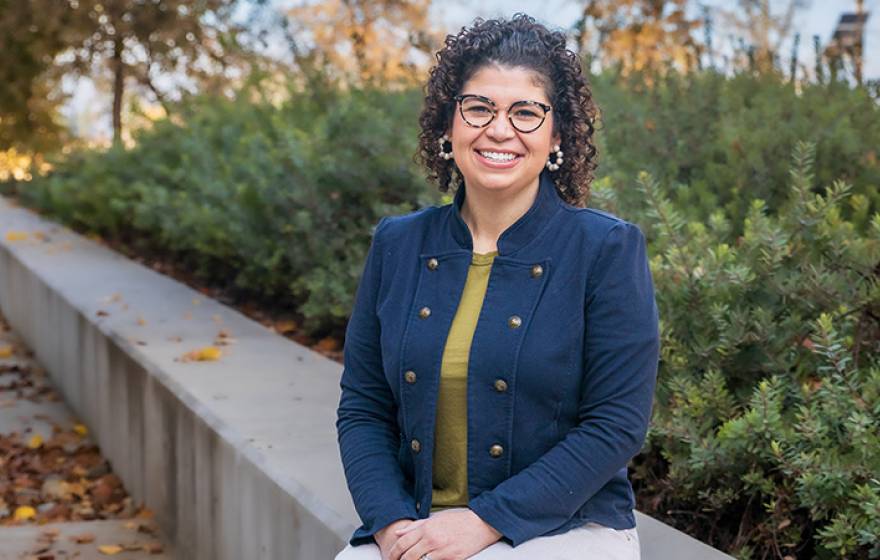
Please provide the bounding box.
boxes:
[417,13,600,208]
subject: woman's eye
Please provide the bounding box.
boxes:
[515,109,540,118]
[466,106,491,114]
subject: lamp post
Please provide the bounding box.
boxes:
[824,1,870,85]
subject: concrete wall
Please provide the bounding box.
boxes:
[0,196,733,559]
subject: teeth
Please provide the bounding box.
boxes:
[479,151,517,161]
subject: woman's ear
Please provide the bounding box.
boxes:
[551,133,562,149]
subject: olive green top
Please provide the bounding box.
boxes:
[430,249,498,512]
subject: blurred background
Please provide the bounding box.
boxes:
[1,2,878,559]
[1,0,876,154]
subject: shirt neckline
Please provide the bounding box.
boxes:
[471,250,498,265]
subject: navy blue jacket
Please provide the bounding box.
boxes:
[336,170,660,548]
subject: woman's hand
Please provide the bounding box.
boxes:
[387,509,502,560]
[375,519,418,560]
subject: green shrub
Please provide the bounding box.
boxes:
[592,68,880,233]
[21,84,431,335]
[612,141,880,559]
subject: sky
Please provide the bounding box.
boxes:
[63,0,879,142]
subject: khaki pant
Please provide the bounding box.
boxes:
[335,509,640,560]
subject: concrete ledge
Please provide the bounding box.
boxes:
[0,196,733,559]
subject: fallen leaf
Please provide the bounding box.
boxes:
[39,527,60,538]
[28,434,43,449]
[274,319,297,334]
[69,532,95,544]
[316,337,340,352]
[214,329,236,346]
[73,424,88,437]
[5,231,28,241]
[180,346,222,362]
[97,544,123,555]
[0,345,12,358]
[14,505,36,521]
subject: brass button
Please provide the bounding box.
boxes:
[489,444,504,458]
[493,379,508,392]
[427,258,439,270]
[508,315,522,329]
[404,370,417,384]
[411,439,421,453]
[416,500,421,512]
[531,264,543,278]
[419,306,431,319]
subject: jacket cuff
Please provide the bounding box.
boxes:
[350,503,419,546]
[467,497,526,547]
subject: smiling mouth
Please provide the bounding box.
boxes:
[475,150,522,162]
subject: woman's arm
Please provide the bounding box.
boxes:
[337,216,418,542]
[468,221,660,547]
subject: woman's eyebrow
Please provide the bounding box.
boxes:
[460,94,547,105]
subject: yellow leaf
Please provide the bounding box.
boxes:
[5,231,28,241]
[28,434,43,449]
[0,345,12,358]
[73,423,88,437]
[13,505,36,521]
[196,346,222,361]
[98,544,124,555]
[181,346,222,362]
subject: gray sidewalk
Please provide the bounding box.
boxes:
[0,313,171,559]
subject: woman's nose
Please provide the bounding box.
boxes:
[485,111,516,141]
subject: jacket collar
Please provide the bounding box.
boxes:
[448,169,564,256]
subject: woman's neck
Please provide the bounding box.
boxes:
[460,177,540,254]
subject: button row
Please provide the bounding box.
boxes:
[403,369,506,392]
[418,306,521,329]
[424,257,544,279]
[409,437,504,458]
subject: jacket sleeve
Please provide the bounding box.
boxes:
[336,216,418,544]
[467,221,660,547]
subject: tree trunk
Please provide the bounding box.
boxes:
[112,36,124,145]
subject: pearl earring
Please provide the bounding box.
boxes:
[546,144,563,171]
[438,134,453,160]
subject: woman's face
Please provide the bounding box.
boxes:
[449,64,560,196]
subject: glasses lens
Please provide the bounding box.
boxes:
[459,97,494,127]
[510,101,547,132]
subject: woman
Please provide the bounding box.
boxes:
[335,14,659,560]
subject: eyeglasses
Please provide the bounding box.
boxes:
[454,94,552,133]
